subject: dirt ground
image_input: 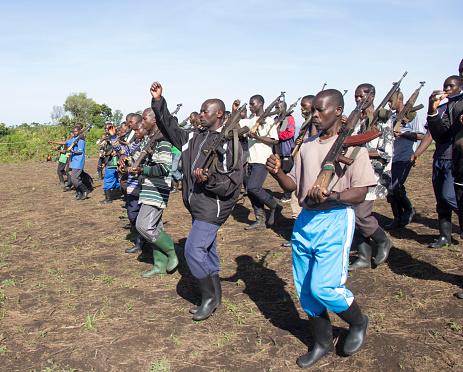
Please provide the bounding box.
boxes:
[0,148,462,372]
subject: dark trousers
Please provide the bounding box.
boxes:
[57,161,67,176]
[97,156,105,172]
[452,184,463,231]
[433,159,457,215]
[184,219,220,279]
[70,168,83,189]
[353,200,379,237]
[387,161,412,203]
[127,194,141,226]
[247,163,270,210]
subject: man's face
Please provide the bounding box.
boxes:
[72,127,80,137]
[189,113,196,125]
[104,124,111,134]
[444,78,462,98]
[459,60,463,83]
[142,110,156,132]
[249,98,262,115]
[129,117,138,129]
[199,102,219,128]
[300,98,312,116]
[311,95,340,132]
[61,136,66,141]
[134,125,145,140]
[354,88,374,109]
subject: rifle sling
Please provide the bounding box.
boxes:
[212,128,240,175]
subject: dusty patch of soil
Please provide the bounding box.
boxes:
[0,148,462,371]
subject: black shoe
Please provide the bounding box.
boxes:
[192,274,220,321]
[76,184,89,200]
[370,227,392,265]
[99,189,112,204]
[297,311,334,368]
[336,301,369,355]
[62,185,72,191]
[57,175,65,185]
[400,195,415,226]
[264,196,282,226]
[125,233,146,253]
[244,208,266,230]
[282,241,291,247]
[190,274,222,314]
[385,201,403,230]
[171,179,179,193]
[348,235,372,271]
[430,214,452,248]
[73,191,82,201]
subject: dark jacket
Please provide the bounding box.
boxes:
[152,97,243,226]
[427,93,463,182]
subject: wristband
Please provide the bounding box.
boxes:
[335,192,341,201]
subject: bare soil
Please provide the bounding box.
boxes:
[0,148,462,372]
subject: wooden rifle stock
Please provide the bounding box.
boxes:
[250,92,285,134]
[291,112,313,157]
[393,81,426,132]
[312,90,373,191]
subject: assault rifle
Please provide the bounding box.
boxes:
[393,81,426,132]
[264,97,301,137]
[170,103,182,116]
[344,72,408,147]
[178,117,190,128]
[311,89,373,191]
[249,92,285,134]
[200,103,248,175]
[126,130,164,170]
[291,111,313,157]
[65,125,92,159]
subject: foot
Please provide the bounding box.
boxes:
[280,197,291,203]
[296,342,334,368]
[282,241,291,247]
[125,246,142,253]
[429,236,450,248]
[343,314,369,355]
[385,218,402,230]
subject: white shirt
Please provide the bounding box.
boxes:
[241,117,278,164]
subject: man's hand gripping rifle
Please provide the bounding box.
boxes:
[249,92,285,134]
[65,125,92,159]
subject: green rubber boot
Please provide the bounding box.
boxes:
[141,246,168,277]
[154,230,180,272]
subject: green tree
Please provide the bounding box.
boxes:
[63,92,96,126]
[0,123,9,137]
[112,109,123,126]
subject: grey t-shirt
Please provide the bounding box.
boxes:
[392,115,425,162]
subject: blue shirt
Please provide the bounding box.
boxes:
[65,138,86,169]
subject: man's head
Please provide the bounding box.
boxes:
[75,123,83,130]
[189,111,199,126]
[249,95,264,115]
[300,95,315,116]
[459,59,463,83]
[311,89,344,133]
[120,121,128,132]
[444,75,462,98]
[133,121,147,140]
[199,99,225,130]
[104,123,112,134]
[354,83,375,110]
[388,91,404,111]
[101,133,106,140]
[129,114,142,129]
[126,113,134,123]
[72,126,81,138]
[142,108,157,133]
[276,100,287,114]
[61,135,67,141]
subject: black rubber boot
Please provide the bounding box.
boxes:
[76,184,89,200]
[400,194,415,226]
[190,274,222,314]
[336,301,369,355]
[264,196,282,226]
[99,189,112,204]
[296,311,334,368]
[244,208,266,230]
[385,201,403,230]
[73,190,82,201]
[430,214,452,248]
[96,168,103,180]
[348,235,372,271]
[125,233,145,253]
[171,179,179,193]
[62,177,72,191]
[57,175,64,185]
[370,227,392,265]
[192,274,220,321]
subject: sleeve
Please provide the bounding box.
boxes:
[143,141,172,177]
[77,139,85,154]
[278,116,296,140]
[110,135,122,153]
[203,141,243,197]
[348,148,377,188]
[427,103,463,144]
[265,117,278,140]
[152,97,190,150]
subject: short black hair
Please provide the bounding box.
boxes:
[316,89,344,110]
[356,83,375,96]
[250,94,264,105]
[302,95,315,102]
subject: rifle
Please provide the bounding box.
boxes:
[343,90,348,97]
[322,82,327,91]
[311,89,374,191]
[264,97,301,137]
[291,111,313,157]
[127,130,164,170]
[393,81,426,132]
[249,92,285,134]
[200,103,248,175]
[178,117,190,128]
[170,103,182,116]
[65,125,92,159]
[344,72,408,147]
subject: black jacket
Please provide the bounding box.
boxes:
[427,94,463,182]
[152,97,243,226]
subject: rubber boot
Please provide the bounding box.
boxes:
[336,301,369,355]
[62,176,72,191]
[125,233,145,253]
[385,201,403,230]
[141,246,168,277]
[77,184,89,200]
[296,311,334,368]
[348,235,372,271]
[153,230,179,272]
[370,227,392,265]
[193,274,220,321]
[57,175,64,185]
[400,194,415,226]
[99,189,112,204]
[190,274,222,314]
[73,190,82,201]
[96,168,103,180]
[430,214,452,248]
[171,179,179,193]
[244,208,266,230]
[264,196,282,226]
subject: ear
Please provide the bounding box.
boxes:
[216,110,224,119]
[335,106,343,117]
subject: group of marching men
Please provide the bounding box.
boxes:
[47,59,463,369]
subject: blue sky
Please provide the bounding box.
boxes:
[1,0,461,128]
